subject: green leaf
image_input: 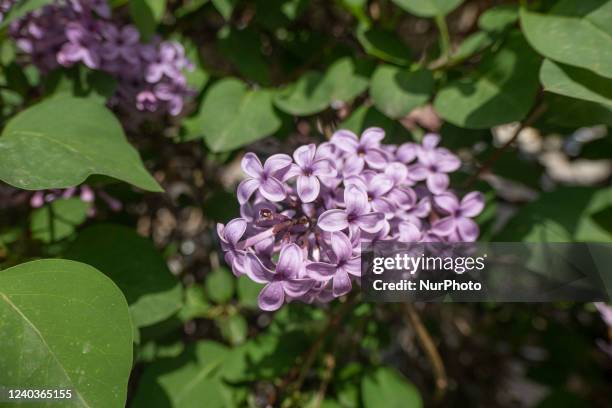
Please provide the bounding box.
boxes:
[495,187,612,242]
[129,0,167,41]
[0,0,54,28]
[237,275,263,308]
[217,314,248,345]
[206,267,235,303]
[519,0,612,79]
[0,259,133,407]
[434,31,541,128]
[391,0,463,17]
[132,341,232,407]
[274,58,371,115]
[370,65,433,119]
[451,31,496,62]
[175,0,209,18]
[541,94,612,127]
[341,105,413,143]
[65,224,182,329]
[217,27,270,85]
[43,66,117,104]
[478,4,518,32]
[212,0,238,20]
[357,27,412,66]
[0,96,162,192]
[30,198,90,243]
[179,284,211,321]
[362,367,422,408]
[187,78,281,152]
[539,59,612,108]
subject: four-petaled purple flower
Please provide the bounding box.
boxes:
[217,218,247,276]
[432,191,484,242]
[306,232,361,297]
[285,144,337,203]
[247,244,314,311]
[237,152,292,204]
[331,127,388,170]
[408,133,461,194]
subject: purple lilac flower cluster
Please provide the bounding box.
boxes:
[8,0,193,116]
[217,128,485,311]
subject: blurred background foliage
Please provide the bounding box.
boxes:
[1,0,611,407]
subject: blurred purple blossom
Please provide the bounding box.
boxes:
[7,0,194,117]
[218,128,484,311]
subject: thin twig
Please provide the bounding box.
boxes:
[405,304,448,401]
[434,14,451,62]
[462,101,548,189]
[313,354,336,408]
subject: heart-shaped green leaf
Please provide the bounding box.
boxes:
[65,224,183,329]
[187,78,282,152]
[520,1,612,79]
[434,32,541,128]
[0,96,162,192]
[540,59,612,108]
[0,259,133,407]
[362,367,422,408]
[391,0,463,17]
[370,65,433,119]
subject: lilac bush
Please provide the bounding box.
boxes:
[8,0,193,116]
[218,128,485,311]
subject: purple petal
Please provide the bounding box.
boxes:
[306,262,337,280]
[246,253,275,283]
[343,257,362,277]
[407,164,429,181]
[360,127,385,148]
[364,148,388,169]
[283,279,315,297]
[297,175,320,203]
[431,216,456,236]
[260,177,287,202]
[331,130,359,153]
[318,209,349,232]
[398,222,421,242]
[237,178,260,204]
[437,152,461,173]
[369,174,394,197]
[276,243,303,278]
[355,212,384,233]
[311,159,337,177]
[344,185,369,216]
[236,178,259,204]
[342,156,365,175]
[332,269,352,297]
[426,173,449,194]
[264,153,293,175]
[457,217,479,241]
[422,133,441,149]
[258,282,285,311]
[385,162,408,185]
[434,192,459,214]
[371,197,395,216]
[396,143,417,163]
[293,144,316,168]
[330,232,353,262]
[241,152,264,178]
[460,191,485,217]
[224,218,247,245]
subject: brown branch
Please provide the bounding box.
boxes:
[462,101,548,190]
[405,304,448,401]
[313,354,336,408]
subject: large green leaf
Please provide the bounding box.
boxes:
[274,58,370,116]
[391,0,463,17]
[434,32,541,128]
[520,1,612,79]
[186,78,281,152]
[370,65,433,119]
[65,224,182,329]
[495,187,612,242]
[132,341,233,407]
[0,259,133,407]
[357,27,412,66]
[539,59,612,108]
[362,367,422,408]
[0,97,162,192]
[129,0,167,41]
[0,0,53,28]
[30,198,90,243]
[540,94,612,127]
